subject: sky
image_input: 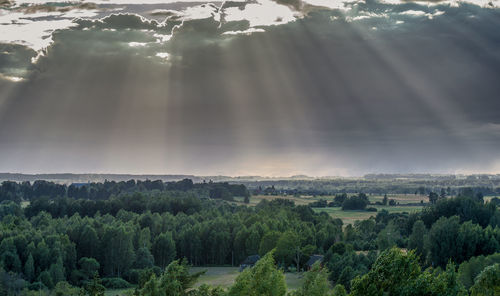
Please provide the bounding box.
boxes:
[0,0,500,176]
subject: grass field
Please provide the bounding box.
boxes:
[103,267,303,294]
[312,205,424,224]
[234,194,426,224]
[191,267,304,290]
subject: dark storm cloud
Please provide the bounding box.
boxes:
[0,2,500,175]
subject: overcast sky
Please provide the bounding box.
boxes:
[0,0,500,176]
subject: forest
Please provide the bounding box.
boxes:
[0,179,499,295]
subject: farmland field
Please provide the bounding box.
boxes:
[234,194,426,224]
[312,205,424,224]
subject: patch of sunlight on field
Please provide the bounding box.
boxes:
[234,193,429,207]
[368,194,428,204]
[191,267,304,290]
[232,195,315,206]
[312,205,423,224]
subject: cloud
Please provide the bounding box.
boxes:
[0,0,500,174]
[0,43,37,78]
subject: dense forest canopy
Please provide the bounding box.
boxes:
[0,179,499,295]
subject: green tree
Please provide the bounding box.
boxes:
[78,257,100,280]
[331,284,347,296]
[193,284,226,296]
[259,231,280,256]
[85,272,105,296]
[77,225,99,259]
[350,248,421,296]
[470,264,500,296]
[53,281,80,296]
[228,251,286,296]
[351,248,466,296]
[429,192,439,204]
[427,216,462,267]
[140,259,205,296]
[24,253,35,282]
[135,247,155,269]
[382,194,388,206]
[152,232,176,269]
[293,262,330,296]
[1,251,21,273]
[408,220,426,259]
[376,222,400,250]
[50,256,66,285]
[101,225,135,276]
[39,270,54,289]
[140,274,160,296]
[275,231,299,267]
[458,253,500,289]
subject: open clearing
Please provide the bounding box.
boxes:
[104,267,304,294]
[191,266,304,290]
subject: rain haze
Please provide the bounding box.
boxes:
[1,0,500,176]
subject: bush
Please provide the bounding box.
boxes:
[366,207,377,212]
[101,277,132,289]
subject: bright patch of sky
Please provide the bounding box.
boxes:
[302,0,356,10]
[0,10,96,51]
[224,0,297,27]
[377,0,498,7]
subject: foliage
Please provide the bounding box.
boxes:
[458,253,500,289]
[228,251,286,296]
[1,179,500,295]
[470,263,500,296]
[139,259,205,296]
[350,248,467,296]
[408,220,426,259]
[84,273,105,296]
[292,262,331,296]
[341,194,369,210]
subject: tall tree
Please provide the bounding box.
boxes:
[24,253,35,282]
[152,232,176,269]
[429,192,439,204]
[408,220,427,260]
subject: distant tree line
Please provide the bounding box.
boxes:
[246,179,500,197]
[0,179,250,203]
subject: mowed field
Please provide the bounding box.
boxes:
[311,205,424,224]
[234,194,426,224]
[104,267,304,295]
[191,267,303,290]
